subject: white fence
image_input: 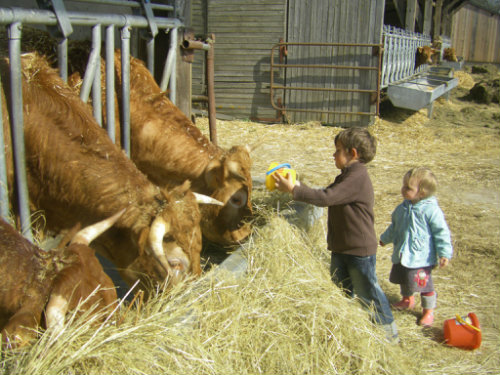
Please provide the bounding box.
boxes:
[381,25,432,88]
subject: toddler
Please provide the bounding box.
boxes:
[380,167,453,326]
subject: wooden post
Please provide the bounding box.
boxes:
[423,0,433,36]
[434,0,443,39]
[405,0,417,31]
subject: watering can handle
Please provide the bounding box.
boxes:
[266,163,291,175]
[455,314,481,332]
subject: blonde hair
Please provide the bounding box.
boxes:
[404,167,437,198]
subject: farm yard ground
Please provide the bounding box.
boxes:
[1,64,499,375]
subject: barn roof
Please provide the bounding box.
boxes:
[468,0,500,15]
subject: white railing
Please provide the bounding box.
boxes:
[381,25,432,88]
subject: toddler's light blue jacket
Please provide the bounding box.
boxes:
[380,196,453,268]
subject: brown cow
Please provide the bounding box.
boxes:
[415,45,439,70]
[443,47,458,62]
[114,51,253,245]
[0,53,219,290]
[67,49,253,246]
[0,210,123,349]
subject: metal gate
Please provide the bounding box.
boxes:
[0,0,182,240]
[270,41,382,125]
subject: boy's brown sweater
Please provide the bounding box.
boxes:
[292,161,378,256]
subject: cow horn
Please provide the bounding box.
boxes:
[193,192,224,206]
[70,208,126,246]
[149,216,174,275]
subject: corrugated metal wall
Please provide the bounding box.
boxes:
[191,0,385,126]
[452,4,500,63]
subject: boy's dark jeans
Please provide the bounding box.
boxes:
[330,253,395,325]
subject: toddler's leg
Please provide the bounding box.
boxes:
[392,285,416,310]
[419,291,436,326]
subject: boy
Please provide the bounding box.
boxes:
[273,127,398,342]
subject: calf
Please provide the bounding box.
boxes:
[1,53,219,290]
[415,45,439,70]
[443,47,458,62]
[0,210,123,348]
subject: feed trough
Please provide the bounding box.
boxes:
[387,72,458,117]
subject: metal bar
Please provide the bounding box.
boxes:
[0,74,10,223]
[57,37,68,82]
[79,24,101,103]
[0,7,182,29]
[271,63,378,71]
[91,25,102,125]
[8,22,33,241]
[146,37,154,73]
[271,85,377,94]
[120,25,131,157]
[67,0,174,12]
[105,24,115,143]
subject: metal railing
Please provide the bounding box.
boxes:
[381,25,432,88]
[0,1,182,240]
[270,42,383,119]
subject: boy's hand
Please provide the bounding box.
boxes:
[272,172,297,194]
[439,257,449,268]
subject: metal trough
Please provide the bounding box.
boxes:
[387,72,458,117]
[440,57,465,71]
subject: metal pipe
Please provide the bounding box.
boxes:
[67,0,174,12]
[0,74,10,223]
[146,37,154,73]
[8,22,32,242]
[79,25,101,104]
[120,25,131,157]
[0,7,182,29]
[206,39,217,145]
[57,37,68,82]
[160,27,178,101]
[105,25,115,143]
[181,39,210,51]
[169,28,177,105]
[91,25,102,126]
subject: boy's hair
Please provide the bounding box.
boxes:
[335,127,377,163]
[404,167,437,198]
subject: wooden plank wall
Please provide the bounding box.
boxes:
[285,0,384,126]
[192,0,286,120]
[451,4,500,63]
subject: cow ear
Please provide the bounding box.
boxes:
[205,159,223,189]
[417,47,423,53]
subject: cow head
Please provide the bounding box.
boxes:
[201,145,253,245]
[415,46,439,69]
[122,181,221,289]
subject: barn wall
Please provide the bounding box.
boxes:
[451,4,500,63]
[191,0,385,127]
[285,0,384,126]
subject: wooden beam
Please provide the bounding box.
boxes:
[405,0,417,31]
[423,0,433,35]
[434,0,444,39]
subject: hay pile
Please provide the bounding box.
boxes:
[1,65,499,374]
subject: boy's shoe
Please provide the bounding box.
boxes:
[382,322,400,344]
[392,295,416,310]
[418,309,434,326]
